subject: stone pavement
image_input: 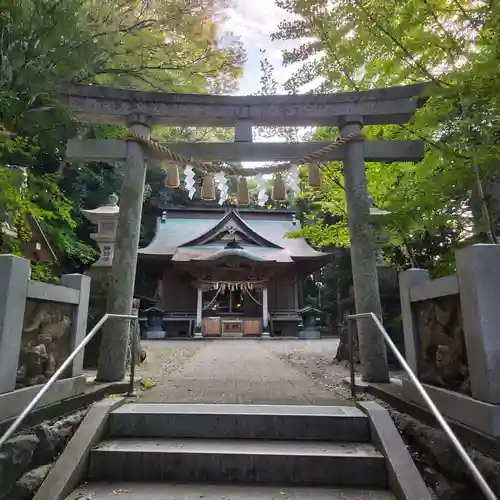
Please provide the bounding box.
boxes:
[138,339,351,405]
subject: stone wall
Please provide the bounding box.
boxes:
[391,409,499,499]
[399,244,500,437]
[0,408,88,499]
[0,255,90,398]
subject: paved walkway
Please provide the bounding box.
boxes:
[138,339,349,405]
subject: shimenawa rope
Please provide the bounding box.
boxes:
[126,131,363,177]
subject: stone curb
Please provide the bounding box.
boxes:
[358,401,432,500]
[33,396,126,500]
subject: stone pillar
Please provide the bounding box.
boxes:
[456,244,500,403]
[398,268,430,374]
[97,114,151,382]
[262,286,270,338]
[0,255,30,393]
[61,273,91,377]
[340,116,389,382]
[195,286,203,338]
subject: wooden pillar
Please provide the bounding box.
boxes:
[262,286,270,338]
[340,116,389,383]
[96,113,151,382]
[195,286,203,338]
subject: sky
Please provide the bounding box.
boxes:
[221,0,300,95]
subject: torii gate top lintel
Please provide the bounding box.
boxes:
[60,82,429,127]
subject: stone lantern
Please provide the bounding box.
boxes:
[81,194,120,367]
[368,197,404,366]
[82,194,119,267]
[368,197,391,268]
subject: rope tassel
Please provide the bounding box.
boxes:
[237,176,249,205]
[272,174,286,201]
[201,173,216,200]
[166,164,180,188]
[308,164,322,188]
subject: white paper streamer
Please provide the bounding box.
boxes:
[215,172,228,205]
[255,174,268,206]
[184,165,196,199]
[288,164,300,198]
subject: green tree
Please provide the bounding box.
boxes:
[0,0,245,276]
[272,0,500,275]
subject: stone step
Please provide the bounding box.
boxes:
[108,403,369,442]
[88,438,387,488]
[66,482,397,500]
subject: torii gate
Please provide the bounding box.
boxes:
[62,84,426,383]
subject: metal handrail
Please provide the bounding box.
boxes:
[348,312,498,500]
[0,313,137,450]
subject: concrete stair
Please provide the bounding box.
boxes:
[67,483,397,499]
[70,403,399,499]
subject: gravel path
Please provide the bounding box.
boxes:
[269,339,373,401]
[136,339,354,405]
[135,340,203,382]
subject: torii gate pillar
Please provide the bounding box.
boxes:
[340,116,389,383]
[96,113,151,382]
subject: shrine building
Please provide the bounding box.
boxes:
[138,207,329,338]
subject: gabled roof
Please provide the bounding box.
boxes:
[25,215,58,263]
[139,208,329,264]
[181,211,281,249]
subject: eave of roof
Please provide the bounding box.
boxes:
[139,208,330,261]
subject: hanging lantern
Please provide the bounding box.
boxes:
[272,174,286,201]
[237,176,249,205]
[308,164,322,188]
[166,164,180,188]
[201,173,216,200]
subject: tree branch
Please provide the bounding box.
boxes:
[351,0,449,86]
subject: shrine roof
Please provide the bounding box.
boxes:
[139,208,329,263]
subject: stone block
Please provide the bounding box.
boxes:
[88,438,387,487]
[0,434,39,497]
[398,268,429,374]
[0,255,30,394]
[0,375,87,423]
[358,401,432,500]
[456,244,500,403]
[402,379,500,437]
[299,328,321,339]
[33,398,125,500]
[61,274,91,377]
[108,404,370,442]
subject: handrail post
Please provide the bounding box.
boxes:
[348,312,498,500]
[128,317,138,397]
[348,320,356,399]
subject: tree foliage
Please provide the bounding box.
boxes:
[272,0,500,276]
[0,0,245,277]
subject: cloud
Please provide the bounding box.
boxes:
[221,0,302,95]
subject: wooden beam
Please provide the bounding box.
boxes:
[60,83,429,127]
[66,139,424,163]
